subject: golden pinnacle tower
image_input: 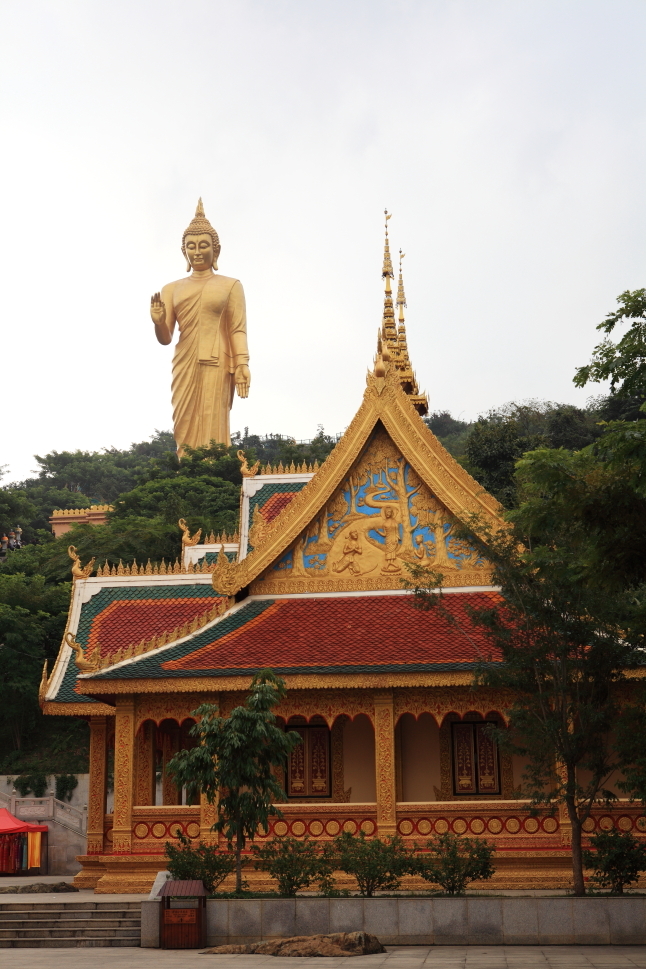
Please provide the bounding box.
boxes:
[378,212,428,415]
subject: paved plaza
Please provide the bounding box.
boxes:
[2,946,646,969]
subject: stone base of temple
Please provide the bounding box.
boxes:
[74,852,578,894]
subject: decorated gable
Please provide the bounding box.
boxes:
[253,425,490,594]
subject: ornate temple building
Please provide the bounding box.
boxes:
[41,220,644,894]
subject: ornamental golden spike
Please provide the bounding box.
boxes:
[396,250,407,320]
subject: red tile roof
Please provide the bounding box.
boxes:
[86,595,223,658]
[163,592,501,672]
[261,492,300,523]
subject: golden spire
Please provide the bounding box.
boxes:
[381,210,397,347]
[374,222,428,416]
[396,250,407,323]
[195,197,205,218]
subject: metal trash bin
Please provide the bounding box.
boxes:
[158,879,207,949]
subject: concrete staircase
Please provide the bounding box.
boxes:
[0,900,141,947]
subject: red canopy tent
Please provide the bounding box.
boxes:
[0,808,47,873]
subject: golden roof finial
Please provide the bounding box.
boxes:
[382,210,394,279]
[397,250,407,323]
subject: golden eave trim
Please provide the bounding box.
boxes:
[74,671,477,695]
[42,701,116,717]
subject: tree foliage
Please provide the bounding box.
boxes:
[416,833,495,895]
[583,829,646,895]
[330,831,414,897]
[166,670,302,893]
[253,836,331,896]
[164,829,236,894]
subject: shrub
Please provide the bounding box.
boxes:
[331,831,414,897]
[55,774,78,803]
[253,836,332,896]
[416,833,496,895]
[583,829,646,895]
[164,829,236,894]
[13,772,48,798]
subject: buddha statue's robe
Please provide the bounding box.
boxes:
[165,272,249,452]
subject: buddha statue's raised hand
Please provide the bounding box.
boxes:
[150,291,166,327]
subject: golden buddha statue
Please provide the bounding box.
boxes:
[150,199,250,454]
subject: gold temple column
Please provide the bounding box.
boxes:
[162,725,181,805]
[374,690,397,836]
[87,716,108,854]
[133,720,156,806]
[198,698,218,842]
[112,697,135,853]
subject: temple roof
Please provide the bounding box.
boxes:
[63,590,500,698]
[43,218,506,711]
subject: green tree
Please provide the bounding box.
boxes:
[0,573,70,753]
[253,836,331,896]
[583,829,646,895]
[408,495,643,897]
[464,401,602,507]
[416,832,495,895]
[166,669,301,893]
[574,289,646,399]
[165,829,236,893]
[331,831,414,897]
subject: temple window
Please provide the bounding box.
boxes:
[286,717,331,798]
[451,720,501,796]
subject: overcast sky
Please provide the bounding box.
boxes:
[1,0,645,482]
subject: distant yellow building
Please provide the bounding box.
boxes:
[49,505,112,539]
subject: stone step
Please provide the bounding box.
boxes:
[0,900,142,947]
[0,937,140,948]
[0,919,140,935]
[0,911,139,921]
[0,903,141,913]
[1,927,140,939]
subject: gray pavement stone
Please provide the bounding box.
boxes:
[261,899,296,938]
[467,899,503,944]
[364,898,399,941]
[538,899,574,945]
[328,897,363,934]
[294,898,330,937]
[397,898,433,944]
[432,898,468,944]
[502,898,539,944]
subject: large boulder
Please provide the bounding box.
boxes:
[202,931,386,957]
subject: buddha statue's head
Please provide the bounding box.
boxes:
[182,198,221,272]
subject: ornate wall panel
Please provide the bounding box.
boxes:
[131,806,200,853]
[112,699,135,853]
[331,716,351,802]
[87,716,109,854]
[393,687,513,726]
[135,693,214,731]
[133,720,156,806]
[374,691,396,834]
[220,689,375,726]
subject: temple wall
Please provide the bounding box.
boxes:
[397,712,441,802]
[343,714,376,802]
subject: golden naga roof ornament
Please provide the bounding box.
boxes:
[237,449,260,477]
[178,518,202,547]
[68,545,95,580]
[65,632,99,673]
